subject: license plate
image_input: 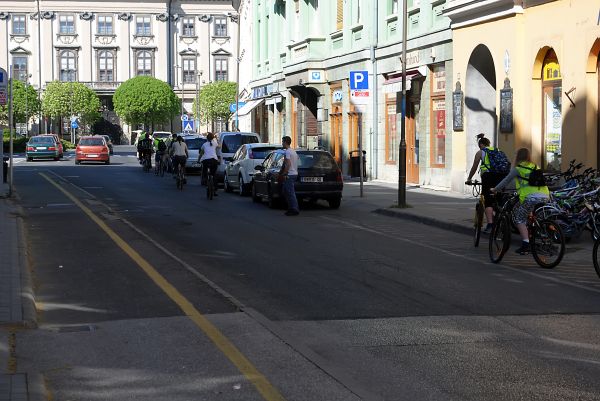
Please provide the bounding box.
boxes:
[301,177,323,183]
[87,154,98,158]
[191,162,201,167]
[37,147,46,150]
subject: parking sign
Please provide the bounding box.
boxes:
[349,71,369,90]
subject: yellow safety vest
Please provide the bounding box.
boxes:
[515,162,549,203]
[479,147,495,174]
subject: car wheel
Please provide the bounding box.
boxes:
[105,159,110,165]
[75,160,81,165]
[252,183,261,203]
[238,175,247,196]
[328,196,342,209]
[26,157,32,162]
[224,174,233,193]
[54,156,60,161]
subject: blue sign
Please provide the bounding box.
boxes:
[229,102,246,113]
[349,71,369,90]
[71,120,79,129]
[311,71,321,81]
[182,120,194,132]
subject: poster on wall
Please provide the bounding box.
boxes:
[433,99,446,165]
[452,82,463,131]
[499,78,513,133]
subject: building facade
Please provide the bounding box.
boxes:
[0,0,238,142]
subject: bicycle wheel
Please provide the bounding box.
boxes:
[489,214,511,263]
[593,238,600,278]
[207,177,214,200]
[531,219,565,269]
[474,201,484,247]
[159,160,166,177]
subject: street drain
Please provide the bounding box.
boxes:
[57,325,97,333]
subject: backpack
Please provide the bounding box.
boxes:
[521,165,547,187]
[139,138,152,151]
[483,148,511,173]
[157,140,166,152]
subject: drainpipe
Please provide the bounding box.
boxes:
[370,0,379,180]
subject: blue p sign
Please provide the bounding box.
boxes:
[349,71,368,90]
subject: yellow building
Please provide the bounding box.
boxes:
[446,0,599,190]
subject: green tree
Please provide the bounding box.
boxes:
[113,76,180,129]
[193,81,237,127]
[0,80,41,127]
[42,81,101,129]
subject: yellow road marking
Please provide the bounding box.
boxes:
[39,172,286,401]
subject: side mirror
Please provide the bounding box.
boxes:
[254,165,264,172]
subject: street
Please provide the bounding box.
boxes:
[8,145,600,401]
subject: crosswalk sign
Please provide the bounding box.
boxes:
[182,120,194,132]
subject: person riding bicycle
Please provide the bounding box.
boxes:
[491,147,550,255]
[154,136,167,166]
[466,134,510,233]
[199,132,221,194]
[137,132,153,168]
[170,135,189,181]
[165,133,178,173]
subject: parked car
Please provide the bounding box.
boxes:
[75,136,110,165]
[39,134,64,158]
[26,136,60,161]
[152,131,172,141]
[224,143,282,195]
[182,134,207,173]
[252,149,343,209]
[215,132,260,183]
[97,134,114,155]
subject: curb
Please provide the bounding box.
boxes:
[373,208,474,237]
[27,373,47,401]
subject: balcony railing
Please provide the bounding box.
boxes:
[81,81,122,91]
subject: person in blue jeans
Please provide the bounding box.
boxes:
[280,136,299,216]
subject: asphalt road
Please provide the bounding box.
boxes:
[11,146,600,401]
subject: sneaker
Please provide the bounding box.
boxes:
[515,242,530,255]
[482,223,493,234]
[284,210,299,216]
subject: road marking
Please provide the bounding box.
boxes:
[39,172,286,401]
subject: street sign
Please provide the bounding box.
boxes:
[229,102,246,113]
[0,91,6,106]
[180,114,189,121]
[0,67,7,106]
[182,120,194,132]
[71,120,79,129]
[350,71,370,105]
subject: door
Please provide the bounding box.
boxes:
[330,107,343,166]
[406,102,420,183]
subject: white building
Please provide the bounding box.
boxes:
[0,0,239,142]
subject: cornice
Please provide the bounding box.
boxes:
[443,0,523,28]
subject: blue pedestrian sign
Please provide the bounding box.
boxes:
[71,120,79,129]
[349,71,369,90]
[182,120,194,132]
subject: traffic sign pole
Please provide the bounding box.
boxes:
[0,67,6,186]
[8,65,14,197]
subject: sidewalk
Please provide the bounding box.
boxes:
[0,181,43,401]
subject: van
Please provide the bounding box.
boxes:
[215,132,260,182]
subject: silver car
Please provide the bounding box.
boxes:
[181,134,206,172]
[224,143,282,195]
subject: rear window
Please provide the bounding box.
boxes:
[298,152,337,170]
[250,147,280,159]
[153,133,171,140]
[221,134,259,154]
[29,137,55,144]
[184,137,207,150]
[79,138,105,146]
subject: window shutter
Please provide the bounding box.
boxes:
[336,0,343,31]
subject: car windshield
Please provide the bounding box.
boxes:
[153,133,171,140]
[184,137,206,150]
[298,152,337,170]
[79,138,105,146]
[29,137,55,144]
[250,147,280,159]
[221,135,259,154]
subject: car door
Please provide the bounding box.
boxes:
[227,147,243,185]
[231,146,246,187]
[267,153,284,192]
[254,153,274,196]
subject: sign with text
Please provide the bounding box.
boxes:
[350,71,370,105]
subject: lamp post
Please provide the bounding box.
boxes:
[67,69,75,143]
[175,65,184,131]
[195,70,203,134]
[397,0,408,207]
[227,12,241,131]
[21,73,32,137]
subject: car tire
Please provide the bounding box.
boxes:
[239,175,247,196]
[75,160,81,165]
[105,159,110,165]
[224,174,233,193]
[252,183,261,203]
[54,156,60,161]
[328,196,342,209]
[26,157,32,162]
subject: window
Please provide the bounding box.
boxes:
[355,0,362,24]
[59,15,75,34]
[336,0,343,31]
[391,0,398,13]
[294,0,300,13]
[97,15,114,35]
[215,58,228,81]
[13,57,28,81]
[542,49,562,172]
[182,57,196,83]
[59,51,77,81]
[136,16,151,36]
[136,51,152,76]
[98,51,114,81]
[214,17,227,36]
[12,15,26,35]
[430,64,446,167]
[182,17,195,36]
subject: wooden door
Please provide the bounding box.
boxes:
[330,107,343,166]
[406,102,420,183]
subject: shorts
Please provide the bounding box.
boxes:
[481,171,507,208]
[513,196,548,225]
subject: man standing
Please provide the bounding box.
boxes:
[280,136,299,216]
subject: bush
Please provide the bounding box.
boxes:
[2,136,28,153]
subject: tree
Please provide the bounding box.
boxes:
[113,76,180,129]
[193,81,237,128]
[0,80,41,127]
[42,81,101,130]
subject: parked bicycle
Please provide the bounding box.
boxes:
[489,192,565,268]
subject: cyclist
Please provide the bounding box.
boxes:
[170,135,189,182]
[165,133,178,173]
[466,134,509,233]
[154,136,167,168]
[137,132,153,168]
[491,147,550,255]
[199,132,221,195]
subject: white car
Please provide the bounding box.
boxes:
[216,132,261,183]
[224,143,282,195]
[182,134,207,172]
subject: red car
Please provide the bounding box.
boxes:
[75,136,110,165]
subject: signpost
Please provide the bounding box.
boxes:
[349,70,370,197]
[182,120,194,133]
[0,67,7,189]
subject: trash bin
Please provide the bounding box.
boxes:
[349,150,366,178]
[2,156,8,183]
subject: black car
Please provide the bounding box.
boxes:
[252,149,343,209]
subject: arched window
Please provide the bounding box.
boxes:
[60,50,76,81]
[136,51,152,76]
[541,49,562,171]
[98,51,114,82]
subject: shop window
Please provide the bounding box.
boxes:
[385,97,397,164]
[430,64,446,167]
[541,49,562,172]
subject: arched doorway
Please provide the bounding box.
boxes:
[465,44,497,171]
[330,105,343,165]
[289,85,319,149]
[541,49,562,171]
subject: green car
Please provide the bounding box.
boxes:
[26,136,60,161]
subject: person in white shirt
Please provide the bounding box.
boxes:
[170,135,189,178]
[280,136,299,216]
[199,132,221,191]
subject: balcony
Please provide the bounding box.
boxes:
[81,81,122,94]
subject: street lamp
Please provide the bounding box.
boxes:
[227,12,241,131]
[175,64,184,131]
[19,73,32,137]
[66,69,75,143]
[397,0,408,207]
[195,70,203,134]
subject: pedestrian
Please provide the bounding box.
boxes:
[466,133,510,233]
[491,147,550,255]
[280,136,299,216]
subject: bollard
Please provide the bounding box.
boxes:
[2,156,7,183]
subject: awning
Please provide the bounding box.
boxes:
[234,98,265,117]
[382,69,423,94]
[265,95,283,105]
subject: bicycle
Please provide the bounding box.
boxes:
[175,162,186,190]
[594,237,600,278]
[489,192,565,268]
[466,181,485,247]
[142,152,152,173]
[206,164,215,200]
[154,155,164,176]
